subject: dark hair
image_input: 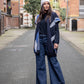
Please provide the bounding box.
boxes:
[37,2,52,23]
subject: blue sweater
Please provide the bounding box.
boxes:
[34,11,60,56]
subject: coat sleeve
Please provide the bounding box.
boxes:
[35,14,39,24]
[33,15,40,53]
[34,14,39,39]
[53,12,60,44]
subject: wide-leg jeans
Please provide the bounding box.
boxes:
[35,34,65,84]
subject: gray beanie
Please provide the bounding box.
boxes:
[41,0,50,6]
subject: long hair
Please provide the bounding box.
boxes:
[37,2,52,23]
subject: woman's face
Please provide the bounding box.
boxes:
[43,1,50,11]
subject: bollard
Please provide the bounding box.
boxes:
[0,10,1,35]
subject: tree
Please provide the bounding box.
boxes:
[24,0,40,28]
[60,8,66,21]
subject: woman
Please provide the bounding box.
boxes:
[33,0,65,84]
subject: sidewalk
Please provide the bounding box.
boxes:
[0,29,28,50]
[60,28,84,55]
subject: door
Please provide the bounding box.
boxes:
[72,19,77,31]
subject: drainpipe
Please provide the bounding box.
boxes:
[0,10,1,35]
[18,0,21,28]
[66,0,68,30]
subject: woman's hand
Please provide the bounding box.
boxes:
[54,43,59,49]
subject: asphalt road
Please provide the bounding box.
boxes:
[0,29,84,84]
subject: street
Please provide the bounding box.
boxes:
[0,29,84,84]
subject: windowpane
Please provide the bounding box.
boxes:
[80,0,84,5]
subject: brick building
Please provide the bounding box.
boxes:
[59,0,67,8]
[66,0,84,31]
[20,0,32,27]
[50,0,67,27]
[50,0,60,15]
[0,0,20,35]
[50,0,67,14]
[59,0,67,27]
[50,0,84,31]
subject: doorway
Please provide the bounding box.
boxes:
[72,19,77,31]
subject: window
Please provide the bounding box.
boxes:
[79,0,84,16]
[7,0,11,15]
[80,0,84,5]
[3,0,6,12]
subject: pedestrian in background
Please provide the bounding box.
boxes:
[33,0,65,84]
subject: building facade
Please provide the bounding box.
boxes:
[50,0,84,31]
[20,0,32,27]
[66,0,84,31]
[59,0,67,27]
[50,0,60,15]
[59,0,67,8]
[50,0,67,27]
[0,0,20,35]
